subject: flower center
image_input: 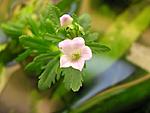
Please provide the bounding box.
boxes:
[71,52,81,61]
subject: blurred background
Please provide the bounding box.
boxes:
[0,0,150,113]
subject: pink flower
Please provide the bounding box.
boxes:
[60,14,73,27]
[59,37,92,71]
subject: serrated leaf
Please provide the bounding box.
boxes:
[63,68,83,92]
[16,49,32,62]
[33,51,60,61]
[56,68,62,81]
[25,52,60,75]
[19,35,52,53]
[25,55,51,75]
[87,42,111,54]
[38,57,59,90]
[26,61,45,75]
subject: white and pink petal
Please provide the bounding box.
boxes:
[72,37,85,49]
[60,55,72,68]
[59,37,92,71]
[81,46,92,60]
[70,59,85,71]
[58,39,73,55]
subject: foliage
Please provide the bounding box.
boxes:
[15,4,110,92]
[63,68,84,92]
[0,0,109,92]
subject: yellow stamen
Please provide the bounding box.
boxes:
[71,52,81,61]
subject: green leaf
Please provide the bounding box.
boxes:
[63,68,83,92]
[26,52,60,75]
[25,54,52,74]
[33,51,60,61]
[1,23,23,38]
[78,13,91,30]
[72,14,79,23]
[86,42,111,54]
[19,35,52,53]
[38,56,60,90]
[39,16,56,35]
[26,61,45,75]
[56,27,69,38]
[44,33,63,43]
[86,32,99,41]
[45,19,56,34]
[56,68,62,81]
[27,17,39,36]
[16,49,32,62]
[42,4,60,28]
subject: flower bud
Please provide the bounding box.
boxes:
[60,14,73,27]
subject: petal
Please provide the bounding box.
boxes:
[60,55,71,68]
[72,37,85,49]
[71,59,85,71]
[58,39,73,55]
[58,39,71,48]
[60,14,73,26]
[81,46,92,60]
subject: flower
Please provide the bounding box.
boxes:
[59,37,92,71]
[60,14,73,27]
